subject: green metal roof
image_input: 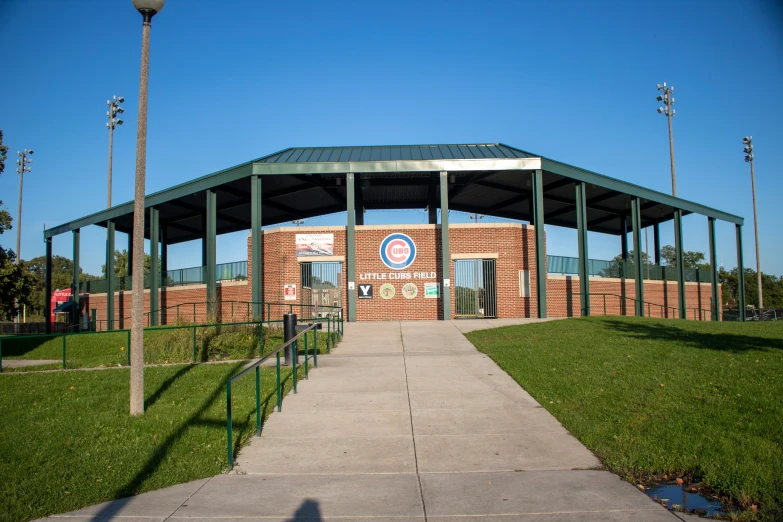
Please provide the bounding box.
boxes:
[43,142,743,243]
[260,144,534,163]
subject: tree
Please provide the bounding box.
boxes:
[659,245,710,271]
[720,267,783,309]
[23,255,99,316]
[101,249,155,278]
[0,129,36,320]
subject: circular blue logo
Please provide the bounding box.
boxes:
[379,233,416,270]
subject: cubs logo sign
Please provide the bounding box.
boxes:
[379,233,416,270]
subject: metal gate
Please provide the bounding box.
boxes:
[454,259,497,318]
[300,261,342,317]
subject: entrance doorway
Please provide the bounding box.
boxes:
[300,261,343,317]
[454,259,497,318]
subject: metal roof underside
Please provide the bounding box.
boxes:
[45,143,742,244]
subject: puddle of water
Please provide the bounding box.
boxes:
[645,483,726,517]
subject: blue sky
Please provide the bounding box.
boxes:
[1,0,781,277]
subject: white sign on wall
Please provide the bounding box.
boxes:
[284,284,297,301]
[296,234,334,256]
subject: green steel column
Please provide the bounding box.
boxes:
[346,173,356,322]
[428,173,438,225]
[106,221,115,331]
[708,218,719,321]
[251,175,263,318]
[674,210,686,318]
[161,226,168,276]
[440,171,451,320]
[631,198,644,316]
[72,229,80,330]
[44,236,52,332]
[355,174,364,226]
[532,169,547,318]
[736,224,746,321]
[575,182,590,316]
[206,190,217,317]
[653,223,661,266]
[149,207,159,326]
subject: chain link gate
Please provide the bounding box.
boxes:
[454,259,497,318]
[300,261,343,318]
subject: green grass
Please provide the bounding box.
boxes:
[1,323,339,371]
[0,361,305,522]
[465,317,783,521]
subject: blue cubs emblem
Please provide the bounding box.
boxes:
[379,233,416,270]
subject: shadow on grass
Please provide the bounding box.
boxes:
[87,361,293,522]
[600,318,783,353]
[144,364,197,410]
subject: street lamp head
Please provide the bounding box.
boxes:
[656,95,663,101]
[116,106,124,114]
[27,149,33,155]
[116,119,124,126]
[657,107,665,114]
[656,83,662,90]
[117,96,124,103]
[132,0,165,14]
[742,136,751,144]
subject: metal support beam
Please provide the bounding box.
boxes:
[346,173,356,322]
[708,218,719,322]
[620,215,629,259]
[532,170,547,318]
[44,237,52,333]
[251,175,263,318]
[440,171,451,320]
[674,210,686,319]
[575,182,590,316]
[106,221,115,331]
[631,198,644,316]
[72,229,80,330]
[428,173,438,225]
[736,224,746,321]
[355,174,364,226]
[161,226,168,276]
[653,223,661,265]
[201,212,208,267]
[205,190,217,317]
[149,207,159,326]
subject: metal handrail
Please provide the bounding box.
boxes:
[570,292,713,321]
[225,322,320,470]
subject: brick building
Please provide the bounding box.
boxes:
[44,144,745,331]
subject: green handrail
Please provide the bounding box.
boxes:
[225,322,320,470]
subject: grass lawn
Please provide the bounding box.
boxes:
[1,322,339,371]
[0,361,305,522]
[465,317,783,521]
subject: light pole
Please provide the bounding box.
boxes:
[743,136,762,309]
[469,213,484,224]
[130,0,165,416]
[106,95,124,208]
[15,149,33,263]
[656,82,677,196]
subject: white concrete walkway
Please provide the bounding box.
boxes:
[43,320,678,522]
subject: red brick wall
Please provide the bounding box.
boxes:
[547,276,721,320]
[85,224,718,325]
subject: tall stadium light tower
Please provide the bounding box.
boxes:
[129,0,165,416]
[15,149,33,263]
[743,136,762,309]
[106,95,125,208]
[656,82,677,196]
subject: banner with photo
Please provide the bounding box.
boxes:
[296,233,334,256]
